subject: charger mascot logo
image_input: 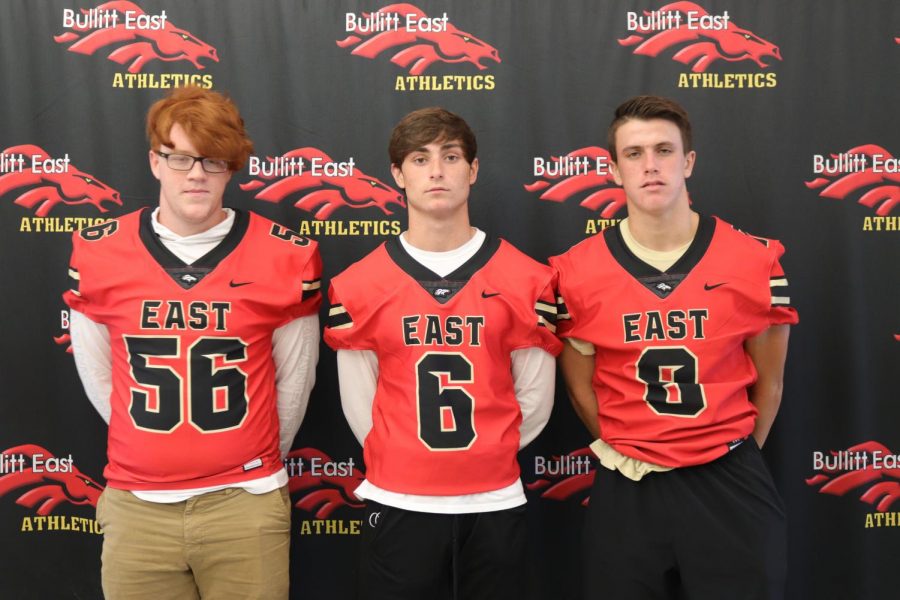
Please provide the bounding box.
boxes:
[805,145,898,215]
[619,1,781,73]
[0,145,121,216]
[286,448,366,518]
[54,1,218,73]
[241,148,405,220]
[806,441,900,512]
[525,448,596,506]
[337,3,500,75]
[0,445,103,515]
[524,147,626,218]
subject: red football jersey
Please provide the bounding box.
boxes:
[324,237,562,495]
[64,209,321,490]
[551,216,798,467]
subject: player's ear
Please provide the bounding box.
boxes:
[683,150,696,179]
[149,149,161,180]
[610,160,623,186]
[390,163,405,189]
[468,158,478,185]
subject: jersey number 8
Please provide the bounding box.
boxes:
[636,346,707,417]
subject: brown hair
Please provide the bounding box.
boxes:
[146,86,254,171]
[389,107,477,166]
[607,95,693,162]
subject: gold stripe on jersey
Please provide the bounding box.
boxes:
[535,300,558,333]
[770,276,791,306]
[535,300,557,319]
[301,278,321,301]
[328,304,353,329]
[68,266,81,296]
[556,295,571,321]
[537,314,557,333]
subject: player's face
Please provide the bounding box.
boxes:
[391,139,478,220]
[149,123,232,236]
[610,118,695,219]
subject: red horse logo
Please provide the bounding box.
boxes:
[525,448,596,506]
[805,144,899,215]
[54,0,218,73]
[54,333,73,354]
[806,441,900,512]
[287,448,366,518]
[240,148,405,220]
[524,147,626,218]
[0,445,104,515]
[337,3,500,75]
[1,145,121,216]
[619,2,781,72]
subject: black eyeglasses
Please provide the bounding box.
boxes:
[156,151,229,173]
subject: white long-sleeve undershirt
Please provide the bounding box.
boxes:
[69,208,319,502]
[337,229,556,513]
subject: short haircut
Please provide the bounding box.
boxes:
[146,86,254,171]
[607,95,693,162]
[389,107,477,166]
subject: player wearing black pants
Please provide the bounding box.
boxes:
[585,439,786,598]
[360,502,527,600]
[325,108,561,599]
[553,96,797,599]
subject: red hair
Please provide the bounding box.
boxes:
[146,86,253,171]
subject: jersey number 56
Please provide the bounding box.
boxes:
[124,336,249,433]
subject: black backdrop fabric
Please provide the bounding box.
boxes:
[0,1,897,598]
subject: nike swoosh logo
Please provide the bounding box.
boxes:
[230,280,253,288]
[482,291,501,298]
[704,282,726,291]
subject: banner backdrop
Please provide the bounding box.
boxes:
[0,1,897,598]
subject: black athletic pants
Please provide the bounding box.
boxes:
[583,439,786,600]
[359,502,526,600]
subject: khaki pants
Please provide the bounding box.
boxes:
[97,486,291,600]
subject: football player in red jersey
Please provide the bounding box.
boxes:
[552,96,798,600]
[64,86,321,600]
[324,107,562,600]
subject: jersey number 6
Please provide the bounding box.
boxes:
[416,352,477,450]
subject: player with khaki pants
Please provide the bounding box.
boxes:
[66,86,321,599]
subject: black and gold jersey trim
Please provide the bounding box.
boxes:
[770,276,791,307]
[328,304,353,329]
[556,295,571,321]
[138,208,250,290]
[604,214,716,299]
[535,299,558,333]
[68,266,81,297]
[384,235,502,305]
[302,279,321,301]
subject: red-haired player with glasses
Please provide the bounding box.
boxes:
[64,86,321,599]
